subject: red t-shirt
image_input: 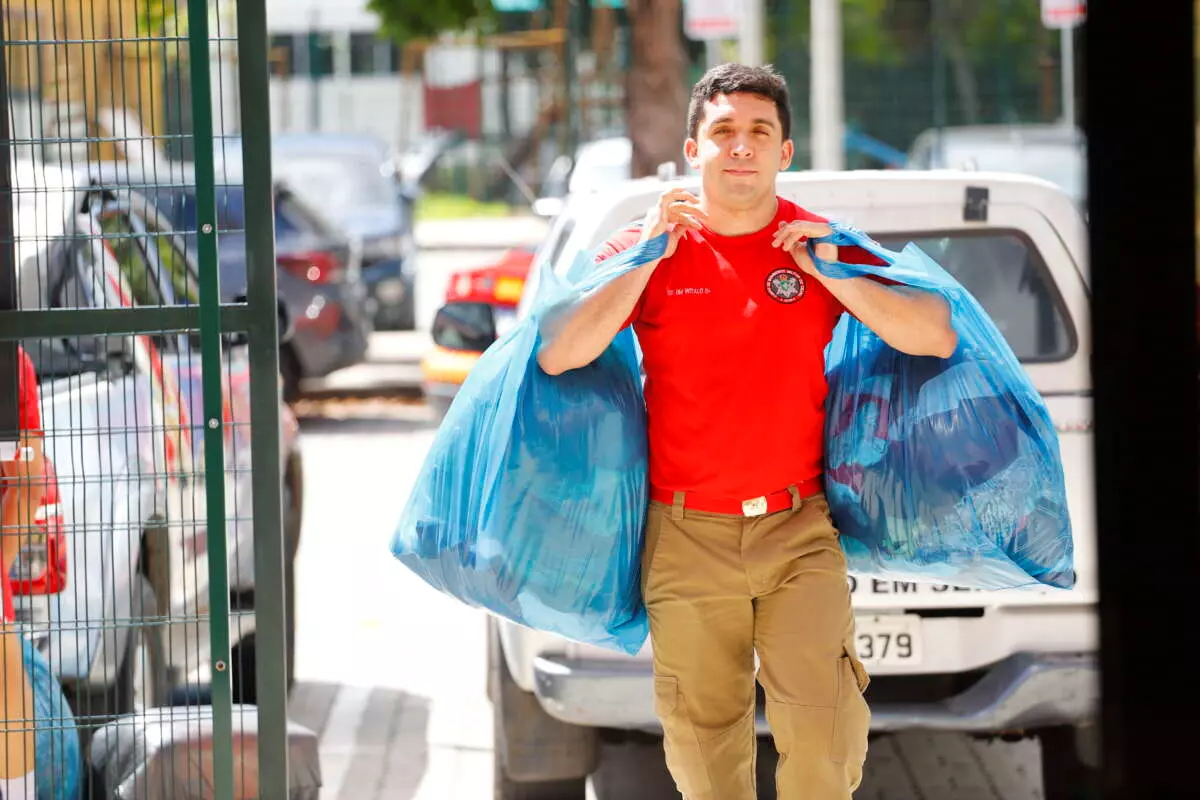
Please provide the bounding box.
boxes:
[596,197,885,499]
[3,347,41,622]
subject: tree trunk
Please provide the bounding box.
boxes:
[624,0,688,178]
[939,0,981,124]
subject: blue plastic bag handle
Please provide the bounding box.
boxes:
[573,231,669,294]
[534,231,669,329]
[805,222,904,281]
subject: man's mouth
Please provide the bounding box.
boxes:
[724,169,757,176]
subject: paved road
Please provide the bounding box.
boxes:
[285,395,1049,800]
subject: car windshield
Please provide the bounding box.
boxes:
[568,143,632,194]
[569,159,631,194]
[274,154,395,209]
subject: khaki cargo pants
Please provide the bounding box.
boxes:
[641,491,871,800]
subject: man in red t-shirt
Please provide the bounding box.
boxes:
[538,64,956,799]
[2,346,43,793]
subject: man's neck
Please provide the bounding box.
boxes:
[699,193,780,237]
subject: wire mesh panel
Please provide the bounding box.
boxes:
[1,1,295,797]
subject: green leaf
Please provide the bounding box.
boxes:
[367,0,500,43]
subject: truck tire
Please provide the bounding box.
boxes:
[231,501,299,705]
[489,620,595,796]
[493,751,587,800]
[66,576,168,749]
[1038,725,1101,800]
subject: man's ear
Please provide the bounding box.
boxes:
[684,138,700,169]
[781,139,795,171]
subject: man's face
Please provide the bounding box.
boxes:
[685,92,794,209]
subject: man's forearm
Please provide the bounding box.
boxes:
[820,275,957,358]
[536,261,659,375]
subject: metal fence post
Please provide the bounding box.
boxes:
[234,0,291,791]
[0,10,19,450]
[184,1,236,796]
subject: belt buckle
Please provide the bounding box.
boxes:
[742,496,768,517]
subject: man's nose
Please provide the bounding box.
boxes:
[730,138,753,158]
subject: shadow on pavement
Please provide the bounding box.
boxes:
[589,735,781,800]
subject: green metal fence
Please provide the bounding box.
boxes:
[1,0,292,796]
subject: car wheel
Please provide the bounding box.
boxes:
[282,450,303,691]
[280,344,303,405]
[489,619,595,796]
[231,527,298,703]
[393,290,417,331]
[66,576,168,748]
[230,554,296,705]
[494,760,587,800]
[1038,725,1101,800]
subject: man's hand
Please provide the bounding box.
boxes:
[0,438,43,485]
[772,220,837,278]
[639,189,707,260]
[1,437,45,574]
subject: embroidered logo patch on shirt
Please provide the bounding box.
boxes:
[765,268,806,304]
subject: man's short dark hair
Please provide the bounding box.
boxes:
[687,63,792,142]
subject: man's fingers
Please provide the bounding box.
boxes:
[773,220,832,243]
[790,220,833,237]
[774,227,808,252]
[658,189,700,213]
[661,188,699,202]
[666,206,706,229]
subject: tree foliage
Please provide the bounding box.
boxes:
[367,0,499,43]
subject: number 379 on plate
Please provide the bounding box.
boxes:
[854,615,923,668]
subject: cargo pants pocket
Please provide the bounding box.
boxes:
[654,675,712,797]
[830,653,871,766]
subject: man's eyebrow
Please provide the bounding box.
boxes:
[708,115,778,128]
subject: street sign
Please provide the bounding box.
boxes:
[1041,0,1086,29]
[684,0,740,41]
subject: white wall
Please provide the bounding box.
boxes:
[266,0,381,33]
[269,73,545,151]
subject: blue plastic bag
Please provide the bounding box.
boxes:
[391,235,668,654]
[21,637,83,800]
[812,223,1075,590]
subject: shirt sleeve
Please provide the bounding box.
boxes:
[593,225,648,330]
[16,348,41,435]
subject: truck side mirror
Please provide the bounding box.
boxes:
[430,302,497,352]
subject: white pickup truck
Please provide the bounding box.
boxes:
[489,170,1097,799]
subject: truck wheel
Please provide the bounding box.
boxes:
[494,754,586,800]
[67,576,168,749]
[489,620,595,797]
[1038,725,1101,800]
[231,521,298,705]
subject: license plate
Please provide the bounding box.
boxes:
[854,615,922,667]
